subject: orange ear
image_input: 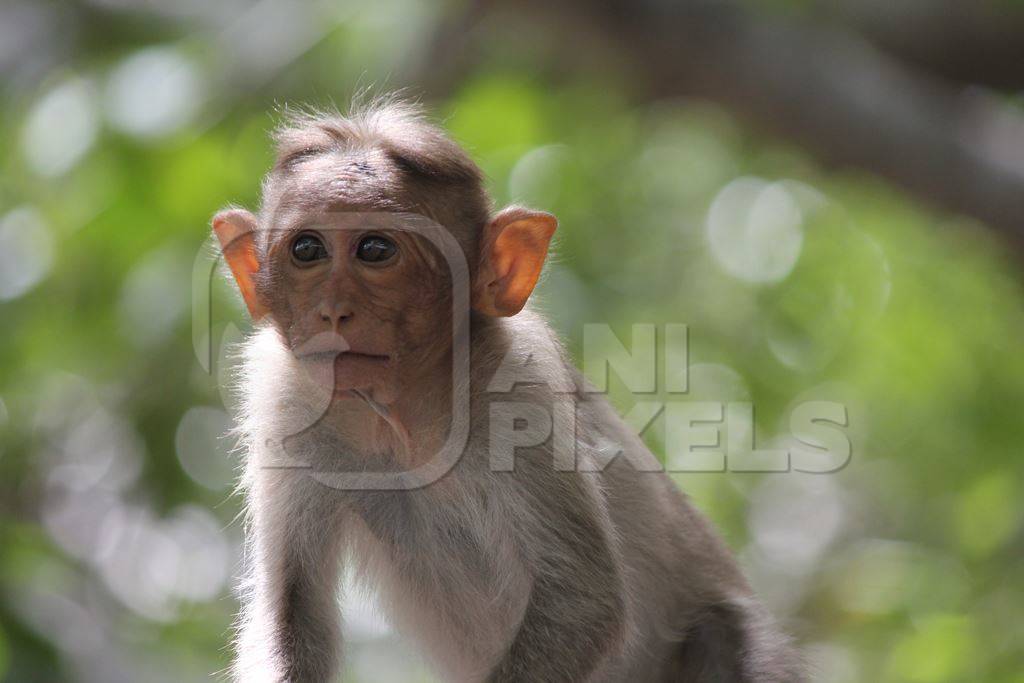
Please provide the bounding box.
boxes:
[211,208,268,320]
[473,207,557,317]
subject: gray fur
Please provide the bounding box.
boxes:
[230,314,803,682]
[223,100,803,682]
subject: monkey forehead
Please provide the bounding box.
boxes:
[261,168,465,250]
[258,146,485,262]
[269,151,411,214]
[269,205,438,238]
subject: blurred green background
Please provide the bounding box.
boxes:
[1,1,1023,681]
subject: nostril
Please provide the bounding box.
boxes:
[318,303,353,325]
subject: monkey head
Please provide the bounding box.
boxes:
[210,106,557,408]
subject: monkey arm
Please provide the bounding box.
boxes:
[232,468,347,683]
[486,471,627,683]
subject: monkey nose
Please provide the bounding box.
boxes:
[318,301,353,329]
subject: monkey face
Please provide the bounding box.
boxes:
[259,211,455,406]
[212,138,556,413]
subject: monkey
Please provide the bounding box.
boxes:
[211,98,804,682]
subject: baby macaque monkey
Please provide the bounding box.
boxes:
[212,100,802,682]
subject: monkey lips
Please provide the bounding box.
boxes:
[291,330,392,400]
[295,350,391,400]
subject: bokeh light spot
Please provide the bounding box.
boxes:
[748,473,845,575]
[22,76,100,177]
[706,177,806,284]
[119,245,191,347]
[508,144,568,208]
[105,47,204,138]
[0,206,55,301]
[174,406,235,490]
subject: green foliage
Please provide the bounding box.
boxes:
[0,5,1022,682]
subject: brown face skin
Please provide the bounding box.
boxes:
[259,210,454,407]
[212,127,557,422]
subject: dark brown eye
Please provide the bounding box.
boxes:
[356,235,397,263]
[292,233,328,263]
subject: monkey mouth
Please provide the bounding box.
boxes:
[294,345,391,399]
[293,331,352,359]
[293,333,389,369]
[334,351,390,364]
[297,350,389,363]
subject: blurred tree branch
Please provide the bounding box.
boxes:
[419,0,1024,251]
[830,0,1024,91]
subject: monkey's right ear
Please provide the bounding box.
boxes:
[212,208,268,320]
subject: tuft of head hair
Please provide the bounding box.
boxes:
[271,96,484,186]
[260,95,493,259]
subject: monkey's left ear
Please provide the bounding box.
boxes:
[212,208,269,320]
[473,206,557,317]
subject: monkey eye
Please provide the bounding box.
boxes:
[291,233,328,263]
[356,235,397,263]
